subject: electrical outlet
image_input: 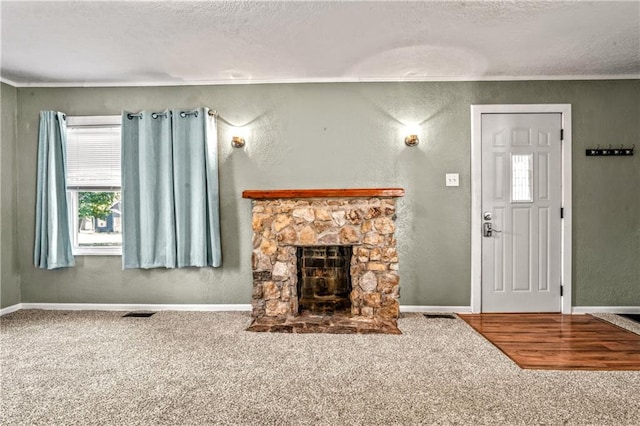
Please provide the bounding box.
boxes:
[445,173,459,187]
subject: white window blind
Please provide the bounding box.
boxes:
[66,116,121,189]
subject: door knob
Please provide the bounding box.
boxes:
[483,222,501,237]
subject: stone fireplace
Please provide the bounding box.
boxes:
[243,188,404,334]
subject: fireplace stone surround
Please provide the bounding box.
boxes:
[243,188,404,334]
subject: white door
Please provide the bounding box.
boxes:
[481,113,562,312]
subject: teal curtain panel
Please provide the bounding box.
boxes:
[34,111,75,269]
[121,108,221,269]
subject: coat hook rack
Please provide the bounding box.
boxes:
[586,144,634,156]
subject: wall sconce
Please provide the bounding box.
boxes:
[404,134,419,147]
[231,136,245,148]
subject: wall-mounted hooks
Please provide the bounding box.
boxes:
[586,144,634,156]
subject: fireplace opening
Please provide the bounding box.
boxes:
[296,246,352,314]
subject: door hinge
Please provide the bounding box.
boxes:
[560,285,564,296]
[560,207,564,219]
[560,129,564,140]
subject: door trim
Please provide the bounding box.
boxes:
[471,104,572,314]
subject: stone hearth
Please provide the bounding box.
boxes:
[243,188,404,334]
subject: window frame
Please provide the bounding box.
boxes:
[66,115,122,256]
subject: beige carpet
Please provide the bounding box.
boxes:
[1,310,639,425]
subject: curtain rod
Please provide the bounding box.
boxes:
[126,109,217,120]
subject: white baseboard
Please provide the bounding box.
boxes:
[0,303,22,316]
[572,306,640,314]
[400,305,472,313]
[6,303,637,316]
[7,303,471,315]
[19,303,252,312]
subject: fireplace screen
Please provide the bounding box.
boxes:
[296,246,352,314]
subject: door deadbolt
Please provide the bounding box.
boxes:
[483,212,492,221]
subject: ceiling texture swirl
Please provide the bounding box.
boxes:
[1,0,639,87]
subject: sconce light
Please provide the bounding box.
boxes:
[231,136,245,148]
[404,134,419,147]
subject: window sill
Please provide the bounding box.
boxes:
[73,247,122,256]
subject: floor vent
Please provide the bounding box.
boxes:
[423,313,457,319]
[123,311,156,318]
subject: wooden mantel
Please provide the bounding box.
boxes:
[242,188,405,199]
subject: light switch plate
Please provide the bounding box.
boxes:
[445,173,459,187]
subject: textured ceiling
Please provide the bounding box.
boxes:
[1,1,639,87]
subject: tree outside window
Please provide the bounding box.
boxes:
[78,192,120,235]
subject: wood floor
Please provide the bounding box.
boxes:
[458,313,640,371]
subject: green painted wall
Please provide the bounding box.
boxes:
[1,83,20,309]
[14,80,640,307]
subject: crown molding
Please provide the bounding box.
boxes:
[3,74,639,88]
[0,76,19,87]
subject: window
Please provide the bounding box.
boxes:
[511,153,533,202]
[66,116,122,255]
